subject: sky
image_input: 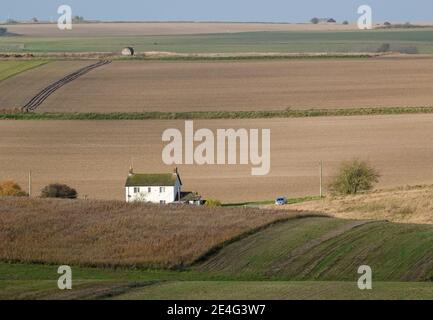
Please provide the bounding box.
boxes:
[2,0,433,23]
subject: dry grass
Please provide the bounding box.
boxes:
[284,185,433,224]
[0,197,304,268]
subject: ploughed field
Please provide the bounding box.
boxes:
[8,57,433,113]
[0,60,94,110]
[2,115,433,202]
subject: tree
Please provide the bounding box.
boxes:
[384,22,392,26]
[342,21,349,25]
[73,16,85,23]
[329,160,380,195]
[0,180,27,197]
[41,183,78,199]
[327,18,337,23]
[310,17,319,24]
[0,27,7,36]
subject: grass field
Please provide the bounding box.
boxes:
[2,199,433,281]
[2,116,433,202]
[0,60,47,82]
[115,281,433,300]
[2,262,433,300]
[2,29,433,53]
[2,200,433,300]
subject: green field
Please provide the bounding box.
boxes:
[2,262,433,300]
[0,60,47,82]
[2,216,433,299]
[2,29,433,53]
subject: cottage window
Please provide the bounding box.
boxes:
[148,187,151,193]
[160,200,166,204]
[134,187,139,193]
[159,187,165,193]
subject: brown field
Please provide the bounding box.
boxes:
[0,61,93,110]
[0,197,299,267]
[30,57,433,113]
[284,185,433,225]
[4,22,359,37]
[2,115,433,202]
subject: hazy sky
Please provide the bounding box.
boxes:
[2,0,433,23]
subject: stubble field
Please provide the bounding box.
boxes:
[2,115,433,202]
[14,57,433,113]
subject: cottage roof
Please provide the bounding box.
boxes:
[125,173,181,187]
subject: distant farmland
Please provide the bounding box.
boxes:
[2,115,433,202]
[2,27,433,53]
[4,57,433,112]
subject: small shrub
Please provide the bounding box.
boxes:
[310,17,319,24]
[41,183,78,199]
[0,180,27,197]
[329,160,380,195]
[342,21,349,25]
[205,199,222,207]
[0,27,7,36]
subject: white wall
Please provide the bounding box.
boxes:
[125,175,182,204]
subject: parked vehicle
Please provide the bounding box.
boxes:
[275,197,287,205]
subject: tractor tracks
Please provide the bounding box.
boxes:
[22,60,112,112]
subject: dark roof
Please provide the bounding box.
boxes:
[180,192,202,202]
[125,173,180,187]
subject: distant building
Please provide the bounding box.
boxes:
[125,167,182,204]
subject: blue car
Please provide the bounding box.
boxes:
[275,197,287,205]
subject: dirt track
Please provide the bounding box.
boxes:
[0,61,93,109]
[22,60,111,112]
[2,115,433,202]
[35,57,433,113]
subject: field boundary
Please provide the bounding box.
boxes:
[4,106,433,120]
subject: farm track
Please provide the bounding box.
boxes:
[22,60,111,112]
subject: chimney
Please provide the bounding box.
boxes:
[128,165,134,176]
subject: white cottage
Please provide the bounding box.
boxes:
[125,167,182,204]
